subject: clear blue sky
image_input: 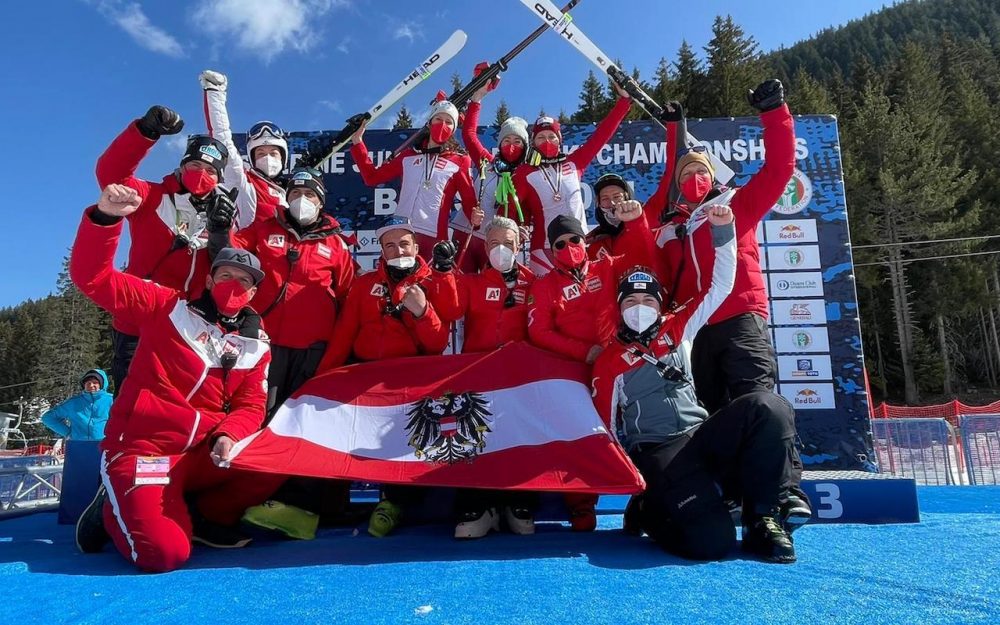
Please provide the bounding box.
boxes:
[0,0,892,308]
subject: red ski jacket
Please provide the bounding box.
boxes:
[350,142,478,240]
[435,263,536,353]
[527,216,655,362]
[317,257,451,372]
[70,208,270,457]
[514,97,631,256]
[95,121,254,335]
[644,104,796,323]
[232,212,355,349]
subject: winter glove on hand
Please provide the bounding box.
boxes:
[199,70,228,92]
[136,105,184,140]
[747,79,784,113]
[431,240,458,272]
[658,100,685,123]
[206,187,239,232]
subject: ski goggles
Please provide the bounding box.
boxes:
[248,121,286,141]
[553,235,583,250]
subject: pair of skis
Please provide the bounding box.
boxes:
[297,1,580,169]
[518,0,735,186]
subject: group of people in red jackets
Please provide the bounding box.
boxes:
[69,65,810,573]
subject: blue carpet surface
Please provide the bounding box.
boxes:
[1,487,999,625]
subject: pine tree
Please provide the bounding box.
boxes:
[703,15,767,117]
[673,40,705,114]
[450,72,464,94]
[558,109,571,124]
[787,66,836,115]
[572,70,609,122]
[494,99,511,127]
[653,56,672,106]
[392,105,414,130]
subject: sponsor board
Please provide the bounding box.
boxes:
[769,272,825,298]
[771,300,828,325]
[764,219,818,244]
[774,327,831,353]
[771,169,813,215]
[780,383,836,410]
[766,245,821,271]
[778,355,833,381]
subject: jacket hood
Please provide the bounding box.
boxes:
[80,368,110,392]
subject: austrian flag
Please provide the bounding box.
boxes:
[230,343,644,493]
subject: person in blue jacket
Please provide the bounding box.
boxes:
[41,369,112,441]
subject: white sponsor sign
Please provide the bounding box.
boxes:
[772,300,828,325]
[767,245,821,271]
[769,272,825,298]
[778,355,833,381]
[774,327,831,353]
[764,219,817,243]
[780,383,836,410]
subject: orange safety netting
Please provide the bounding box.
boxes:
[873,400,1000,427]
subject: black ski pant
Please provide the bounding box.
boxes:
[266,341,347,517]
[691,313,777,415]
[630,391,800,561]
[266,342,327,419]
[110,330,139,397]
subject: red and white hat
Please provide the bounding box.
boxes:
[532,116,561,142]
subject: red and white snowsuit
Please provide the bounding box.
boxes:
[453,101,529,272]
[232,212,355,349]
[350,141,479,260]
[95,121,255,336]
[526,216,655,362]
[317,257,452,372]
[644,104,796,323]
[203,87,287,224]
[70,208,282,573]
[514,97,631,276]
[435,263,536,353]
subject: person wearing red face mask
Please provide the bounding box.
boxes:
[350,95,484,262]
[70,184,284,573]
[514,81,633,276]
[96,105,256,396]
[452,63,531,272]
[644,80,796,418]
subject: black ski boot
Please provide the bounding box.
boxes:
[780,487,812,534]
[742,509,796,564]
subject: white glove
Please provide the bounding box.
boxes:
[199,70,228,92]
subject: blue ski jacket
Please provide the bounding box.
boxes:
[40,369,112,441]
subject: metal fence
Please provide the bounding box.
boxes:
[0,455,62,511]
[960,414,1000,486]
[872,418,962,485]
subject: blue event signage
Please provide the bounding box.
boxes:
[236,114,874,471]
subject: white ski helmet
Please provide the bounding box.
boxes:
[246,121,288,167]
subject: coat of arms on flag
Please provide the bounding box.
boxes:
[405,392,492,463]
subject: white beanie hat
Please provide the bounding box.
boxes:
[428,98,459,127]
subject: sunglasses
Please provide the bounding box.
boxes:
[676,144,708,157]
[553,235,583,250]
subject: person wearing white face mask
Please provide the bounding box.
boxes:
[592,205,807,564]
[201,70,289,224]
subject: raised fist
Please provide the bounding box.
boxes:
[199,70,228,92]
[206,187,239,232]
[136,105,184,140]
[706,204,734,226]
[401,284,428,318]
[98,184,142,217]
[615,199,644,223]
[748,79,784,113]
[432,240,458,272]
[658,100,685,123]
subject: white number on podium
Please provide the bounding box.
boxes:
[815,483,843,519]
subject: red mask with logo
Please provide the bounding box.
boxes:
[536,141,560,159]
[680,172,713,204]
[554,241,587,270]
[429,120,453,144]
[500,143,524,163]
[181,168,218,196]
[211,279,253,317]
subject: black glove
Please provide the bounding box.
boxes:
[658,100,685,123]
[206,187,239,232]
[747,79,784,113]
[432,240,458,272]
[136,105,184,140]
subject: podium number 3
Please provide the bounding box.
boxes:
[815,483,843,519]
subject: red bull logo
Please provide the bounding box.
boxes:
[795,388,824,405]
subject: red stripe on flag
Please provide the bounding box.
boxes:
[233,430,643,494]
